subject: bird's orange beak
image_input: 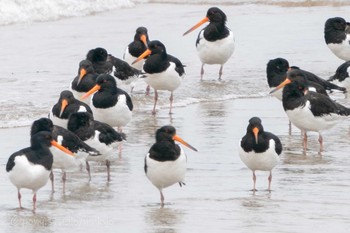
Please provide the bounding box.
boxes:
[183,17,209,36]
[59,99,68,117]
[173,135,198,152]
[269,78,291,94]
[77,68,87,85]
[51,140,74,156]
[140,34,148,48]
[132,49,151,65]
[81,84,101,100]
[252,127,259,144]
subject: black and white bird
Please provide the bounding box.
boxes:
[67,112,126,182]
[328,60,350,96]
[6,131,73,210]
[30,118,100,192]
[270,69,350,151]
[132,40,185,114]
[324,17,350,61]
[70,60,98,105]
[266,58,346,101]
[49,90,93,129]
[81,74,133,132]
[124,26,150,71]
[239,117,282,192]
[183,7,235,80]
[144,125,197,206]
[123,26,151,94]
[86,47,141,90]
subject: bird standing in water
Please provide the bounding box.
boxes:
[132,40,185,115]
[82,74,133,132]
[144,125,197,206]
[239,117,282,193]
[270,70,350,152]
[183,7,235,80]
[6,131,73,210]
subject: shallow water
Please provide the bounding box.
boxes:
[1,3,350,233]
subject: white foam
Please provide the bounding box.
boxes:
[0,0,134,26]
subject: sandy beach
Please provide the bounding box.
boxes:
[1,2,350,233]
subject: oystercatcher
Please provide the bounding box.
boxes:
[270,69,350,151]
[6,131,72,210]
[132,40,185,114]
[86,47,141,91]
[49,90,93,129]
[328,60,350,96]
[324,17,350,61]
[123,26,151,94]
[30,118,99,192]
[183,7,235,80]
[81,74,133,132]
[144,125,197,206]
[67,112,126,181]
[266,58,346,100]
[70,60,98,105]
[239,117,282,192]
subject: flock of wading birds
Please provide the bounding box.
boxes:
[4,7,350,210]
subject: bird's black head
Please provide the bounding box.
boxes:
[86,47,108,62]
[155,125,176,142]
[31,131,53,149]
[325,17,347,32]
[135,27,149,41]
[267,58,290,74]
[285,70,309,95]
[59,90,75,104]
[148,40,167,55]
[78,60,94,74]
[248,117,264,132]
[246,117,264,144]
[96,74,117,89]
[206,7,227,24]
[31,118,54,136]
[67,112,93,132]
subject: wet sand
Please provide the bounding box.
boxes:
[1,2,350,233]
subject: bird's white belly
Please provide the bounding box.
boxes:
[9,156,51,192]
[144,63,182,91]
[84,132,119,162]
[91,103,132,128]
[239,140,280,171]
[50,147,83,172]
[286,102,343,132]
[146,150,187,190]
[197,31,235,65]
[327,36,350,61]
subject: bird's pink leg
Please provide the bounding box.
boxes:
[318,133,323,152]
[32,193,37,211]
[17,190,22,209]
[152,90,158,115]
[106,160,111,182]
[303,131,308,151]
[200,64,204,80]
[268,171,272,192]
[252,171,257,193]
[169,92,173,115]
[218,65,223,80]
[50,171,55,193]
[86,161,91,182]
[62,172,66,194]
[160,191,165,207]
